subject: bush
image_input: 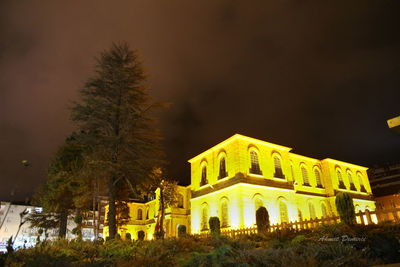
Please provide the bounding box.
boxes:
[138,230,145,241]
[4,223,399,266]
[178,225,187,238]
[125,232,132,241]
[335,192,355,225]
[256,206,270,234]
[209,217,221,237]
[154,231,164,240]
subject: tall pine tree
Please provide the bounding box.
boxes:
[71,43,165,238]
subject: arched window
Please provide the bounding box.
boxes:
[321,203,327,218]
[308,202,316,219]
[355,205,361,224]
[313,168,323,188]
[347,170,356,190]
[201,204,209,230]
[200,164,208,186]
[177,194,184,208]
[273,155,284,178]
[137,208,143,220]
[220,199,229,228]
[219,157,227,179]
[249,150,262,175]
[279,201,289,223]
[301,165,310,186]
[337,168,345,189]
[357,172,366,192]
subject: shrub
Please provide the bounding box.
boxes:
[154,231,164,240]
[335,192,355,225]
[125,232,132,241]
[256,206,270,234]
[209,217,221,237]
[178,225,187,238]
[138,230,145,241]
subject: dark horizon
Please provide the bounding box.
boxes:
[1,0,400,202]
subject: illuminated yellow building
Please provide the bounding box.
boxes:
[188,134,375,234]
[106,134,375,239]
[103,186,191,240]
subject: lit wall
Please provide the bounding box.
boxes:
[103,185,191,240]
[188,134,376,233]
[188,134,374,198]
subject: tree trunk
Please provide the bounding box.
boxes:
[58,209,68,238]
[108,176,117,239]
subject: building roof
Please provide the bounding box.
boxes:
[188,134,292,163]
[188,134,368,171]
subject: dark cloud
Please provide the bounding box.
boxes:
[1,0,399,200]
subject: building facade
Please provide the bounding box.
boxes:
[189,134,375,233]
[0,202,95,252]
[110,134,376,239]
[104,186,191,240]
[368,162,400,221]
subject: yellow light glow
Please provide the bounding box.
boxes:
[110,134,376,238]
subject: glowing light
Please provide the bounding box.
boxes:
[111,134,376,238]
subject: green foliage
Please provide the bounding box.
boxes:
[138,231,145,241]
[144,168,178,240]
[125,233,132,241]
[256,206,270,234]
[32,134,89,238]
[335,192,356,225]
[154,231,164,240]
[178,225,187,238]
[5,223,400,266]
[74,214,83,224]
[71,42,166,238]
[209,216,221,237]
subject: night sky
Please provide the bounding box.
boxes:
[1,1,400,202]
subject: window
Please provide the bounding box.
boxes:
[321,203,327,218]
[201,205,209,231]
[337,168,346,189]
[314,168,323,188]
[273,155,284,178]
[178,194,184,208]
[200,165,208,186]
[220,199,229,228]
[279,201,289,223]
[347,171,356,190]
[219,157,227,179]
[249,150,262,175]
[301,165,310,186]
[308,203,316,219]
[137,209,143,220]
[358,173,366,192]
